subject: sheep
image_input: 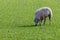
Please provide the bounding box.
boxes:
[34,7,52,26]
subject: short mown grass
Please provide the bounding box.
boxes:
[0,0,60,40]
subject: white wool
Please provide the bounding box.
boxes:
[35,7,53,17]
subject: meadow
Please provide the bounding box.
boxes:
[0,0,60,40]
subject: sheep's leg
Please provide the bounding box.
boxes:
[43,17,46,25]
[49,14,51,24]
[40,20,42,26]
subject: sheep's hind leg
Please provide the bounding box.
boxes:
[49,14,51,24]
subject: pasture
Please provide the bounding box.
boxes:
[0,0,60,40]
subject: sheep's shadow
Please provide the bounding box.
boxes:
[18,24,37,27]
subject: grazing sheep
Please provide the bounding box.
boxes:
[34,7,52,26]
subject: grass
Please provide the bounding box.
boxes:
[0,0,60,40]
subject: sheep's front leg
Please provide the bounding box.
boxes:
[44,17,46,25]
[40,20,42,26]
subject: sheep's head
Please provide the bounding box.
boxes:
[34,18,39,26]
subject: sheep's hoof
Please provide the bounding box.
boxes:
[35,24,37,26]
[40,24,42,26]
[40,25,41,26]
[43,23,45,26]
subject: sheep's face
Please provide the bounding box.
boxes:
[34,18,39,26]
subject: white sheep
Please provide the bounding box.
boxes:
[34,7,52,26]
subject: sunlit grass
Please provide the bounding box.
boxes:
[0,0,60,40]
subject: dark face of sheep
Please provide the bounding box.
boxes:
[34,18,43,26]
[34,18,39,26]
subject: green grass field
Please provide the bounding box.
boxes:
[0,0,60,40]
